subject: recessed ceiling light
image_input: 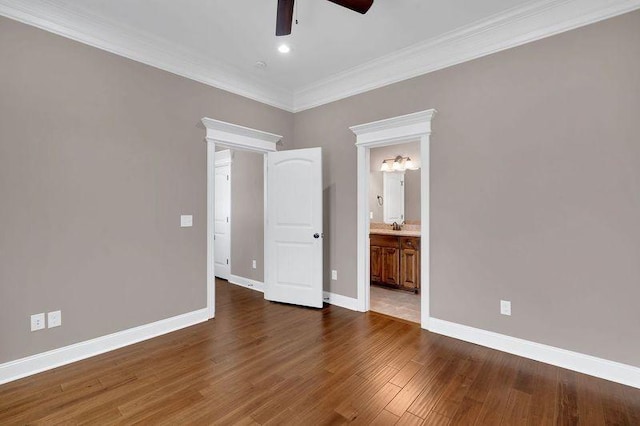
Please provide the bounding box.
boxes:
[255,61,267,69]
[278,44,291,54]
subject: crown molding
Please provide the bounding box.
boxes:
[0,0,295,111]
[1,0,639,113]
[292,0,640,112]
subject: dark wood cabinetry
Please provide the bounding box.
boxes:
[381,247,400,285]
[370,234,420,292]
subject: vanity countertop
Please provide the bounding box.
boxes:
[369,222,421,237]
[369,228,421,237]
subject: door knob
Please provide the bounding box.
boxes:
[313,233,320,239]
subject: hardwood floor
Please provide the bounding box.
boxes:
[1,279,639,425]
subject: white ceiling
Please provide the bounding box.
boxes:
[49,0,535,89]
[1,0,639,111]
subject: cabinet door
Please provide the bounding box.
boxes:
[381,247,399,285]
[401,248,420,291]
[370,245,382,282]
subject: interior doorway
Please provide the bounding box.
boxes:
[368,142,421,323]
[202,118,324,319]
[218,149,266,292]
[351,109,436,330]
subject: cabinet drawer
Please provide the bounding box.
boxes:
[370,234,400,248]
[400,237,420,251]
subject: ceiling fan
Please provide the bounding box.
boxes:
[276,0,374,36]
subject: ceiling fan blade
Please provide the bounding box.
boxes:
[326,0,373,14]
[276,0,295,36]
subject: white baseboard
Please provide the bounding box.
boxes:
[430,318,640,389]
[229,274,264,292]
[0,308,209,386]
[228,276,359,312]
[323,291,359,311]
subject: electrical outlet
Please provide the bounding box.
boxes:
[500,300,512,316]
[252,260,257,269]
[48,311,62,328]
[331,270,338,281]
[31,313,45,331]
[369,211,373,219]
[180,215,193,227]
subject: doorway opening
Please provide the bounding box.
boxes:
[351,109,436,330]
[203,118,324,319]
[203,118,279,319]
[368,142,422,323]
[213,149,266,292]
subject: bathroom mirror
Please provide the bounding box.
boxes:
[383,172,404,224]
[369,141,421,225]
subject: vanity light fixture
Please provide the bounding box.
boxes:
[380,156,420,172]
[278,44,291,54]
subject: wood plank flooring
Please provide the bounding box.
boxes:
[1,279,639,425]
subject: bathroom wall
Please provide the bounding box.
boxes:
[369,142,421,223]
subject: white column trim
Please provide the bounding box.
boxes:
[206,140,216,319]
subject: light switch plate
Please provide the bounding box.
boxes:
[31,313,45,331]
[369,211,373,219]
[180,215,193,227]
[331,270,338,281]
[500,300,512,316]
[252,260,257,269]
[48,310,62,328]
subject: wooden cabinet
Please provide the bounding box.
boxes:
[400,248,419,290]
[370,246,382,282]
[370,234,420,292]
[381,247,400,285]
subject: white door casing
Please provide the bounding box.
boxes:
[265,147,323,308]
[350,109,436,330]
[214,150,231,280]
[203,117,282,319]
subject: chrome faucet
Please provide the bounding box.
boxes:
[391,222,402,231]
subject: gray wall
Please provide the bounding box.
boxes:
[369,142,421,223]
[231,150,264,282]
[293,10,640,367]
[2,9,640,370]
[0,16,293,364]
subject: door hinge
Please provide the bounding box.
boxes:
[226,259,229,265]
[213,235,216,240]
[227,175,229,181]
[226,217,229,223]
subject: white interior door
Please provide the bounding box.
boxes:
[265,147,323,308]
[214,157,231,280]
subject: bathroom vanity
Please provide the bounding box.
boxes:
[370,230,420,293]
